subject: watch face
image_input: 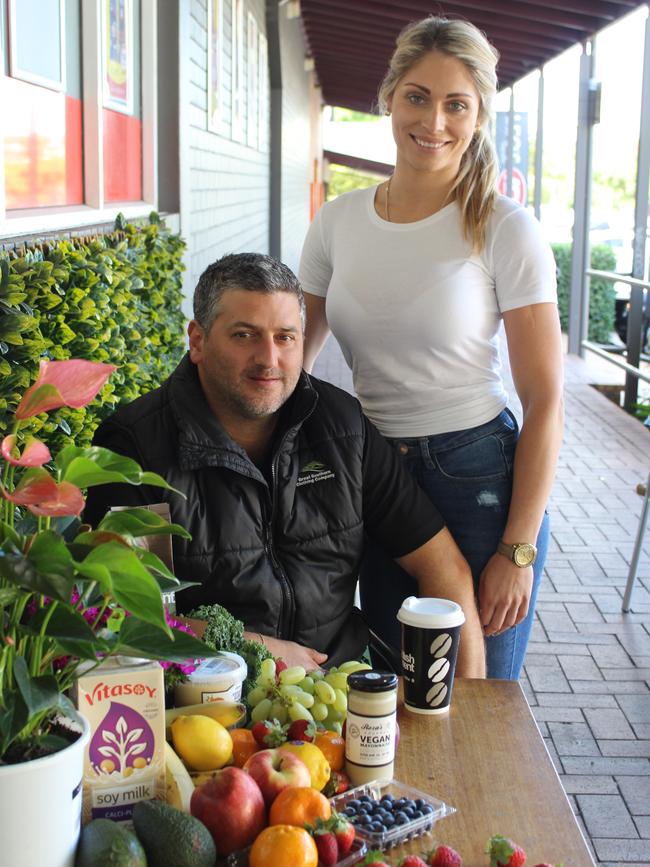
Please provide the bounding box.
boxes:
[513,543,536,567]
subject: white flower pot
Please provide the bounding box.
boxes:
[0,710,91,867]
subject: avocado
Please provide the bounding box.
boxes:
[75,818,147,867]
[132,799,217,867]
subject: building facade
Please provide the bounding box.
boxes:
[0,0,323,315]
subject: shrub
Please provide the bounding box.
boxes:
[0,213,186,453]
[553,242,617,344]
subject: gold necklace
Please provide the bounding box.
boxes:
[385,176,392,222]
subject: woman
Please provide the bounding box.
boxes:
[299,16,563,679]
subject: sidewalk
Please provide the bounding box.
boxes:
[312,337,650,866]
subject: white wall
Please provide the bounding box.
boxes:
[180,0,272,317]
[278,11,311,273]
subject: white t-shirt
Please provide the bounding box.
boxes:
[299,186,557,437]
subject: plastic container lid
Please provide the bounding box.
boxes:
[396,596,465,629]
[186,652,247,684]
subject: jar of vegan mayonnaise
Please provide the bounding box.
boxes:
[344,670,398,786]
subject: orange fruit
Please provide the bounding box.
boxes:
[269,786,332,828]
[230,728,259,768]
[314,731,345,772]
[250,825,318,867]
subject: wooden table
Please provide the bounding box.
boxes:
[391,678,595,866]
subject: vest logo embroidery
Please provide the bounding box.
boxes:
[297,460,336,487]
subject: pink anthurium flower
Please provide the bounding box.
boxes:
[0,470,84,517]
[0,468,59,505]
[27,481,85,517]
[15,359,117,420]
[1,435,51,467]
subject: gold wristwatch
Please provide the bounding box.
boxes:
[497,540,537,567]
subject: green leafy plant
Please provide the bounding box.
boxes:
[553,242,617,343]
[633,399,650,425]
[0,213,186,455]
[0,359,211,764]
[188,603,273,695]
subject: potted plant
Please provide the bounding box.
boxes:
[0,359,212,867]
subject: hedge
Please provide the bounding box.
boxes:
[552,242,617,344]
[0,213,186,454]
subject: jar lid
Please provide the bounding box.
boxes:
[347,670,397,693]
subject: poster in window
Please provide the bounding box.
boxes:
[207,0,224,132]
[102,0,133,114]
[231,0,245,142]
[8,0,66,91]
[258,33,268,153]
[247,13,259,148]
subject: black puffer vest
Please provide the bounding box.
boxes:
[87,355,370,664]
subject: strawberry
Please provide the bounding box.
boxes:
[332,812,355,857]
[487,835,527,867]
[398,857,428,867]
[274,658,288,679]
[428,844,462,867]
[322,769,350,798]
[286,719,316,742]
[313,830,338,867]
[249,718,286,748]
[360,852,392,866]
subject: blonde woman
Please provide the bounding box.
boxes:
[299,16,563,679]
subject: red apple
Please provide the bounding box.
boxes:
[243,747,311,806]
[190,766,266,855]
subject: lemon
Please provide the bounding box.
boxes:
[171,714,233,772]
[278,741,330,791]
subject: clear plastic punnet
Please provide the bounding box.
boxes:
[330,777,456,850]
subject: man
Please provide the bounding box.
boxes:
[85,253,485,676]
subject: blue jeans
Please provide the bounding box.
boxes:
[359,409,549,680]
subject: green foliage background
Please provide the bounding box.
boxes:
[0,214,186,453]
[327,165,386,202]
[552,242,617,344]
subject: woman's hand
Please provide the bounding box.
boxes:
[478,554,533,635]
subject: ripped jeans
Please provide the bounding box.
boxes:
[359,409,549,680]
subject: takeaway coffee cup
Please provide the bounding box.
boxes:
[397,596,465,714]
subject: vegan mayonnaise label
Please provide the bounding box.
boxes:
[345,709,397,766]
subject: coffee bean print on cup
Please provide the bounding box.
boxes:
[427,657,450,683]
[430,633,453,658]
[426,682,448,707]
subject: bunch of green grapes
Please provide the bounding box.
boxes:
[245,658,372,732]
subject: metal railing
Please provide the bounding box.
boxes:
[583,269,650,408]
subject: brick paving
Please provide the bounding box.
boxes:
[312,335,650,866]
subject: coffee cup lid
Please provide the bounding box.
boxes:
[396,596,465,629]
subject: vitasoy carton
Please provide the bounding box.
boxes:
[75,657,166,824]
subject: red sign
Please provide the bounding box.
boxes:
[497,168,527,205]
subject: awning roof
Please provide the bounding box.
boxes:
[300,0,645,112]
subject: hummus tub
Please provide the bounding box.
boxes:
[174,652,247,706]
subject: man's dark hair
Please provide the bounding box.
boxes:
[193,252,306,331]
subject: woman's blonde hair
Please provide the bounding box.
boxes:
[378,17,500,251]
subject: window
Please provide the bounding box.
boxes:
[246,12,258,149]
[3,0,82,210]
[231,0,244,143]
[101,0,142,202]
[1,0,157,236]
[207,0,225,133]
